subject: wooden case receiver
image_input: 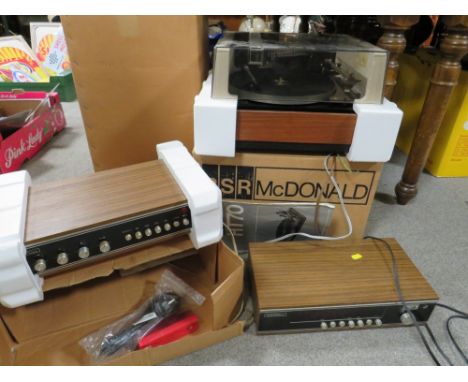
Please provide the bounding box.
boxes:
[0,141,223,308]
[249,238,438,311]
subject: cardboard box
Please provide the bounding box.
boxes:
[0,241,244,365]
[0,71,76,102]
[195,152,383,253]
[393,49,468,177]
[0,91,66,173]
[61,16,208,171]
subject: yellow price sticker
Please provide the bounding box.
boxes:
[351,253,363,261]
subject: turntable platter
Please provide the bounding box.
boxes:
[229,67,336,105]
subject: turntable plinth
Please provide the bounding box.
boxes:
[237,109,356,145]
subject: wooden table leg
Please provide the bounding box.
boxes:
[377,16,420,99]
[395,16,468,204]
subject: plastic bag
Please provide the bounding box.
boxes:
[80,270,205,363]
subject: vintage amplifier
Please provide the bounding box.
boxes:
[0,141,222,308]
[249,238,438,334]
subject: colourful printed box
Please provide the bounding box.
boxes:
[0,91,66,173]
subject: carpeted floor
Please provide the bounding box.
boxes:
[23,101,468,366]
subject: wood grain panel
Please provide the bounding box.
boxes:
[25,161,186,244]
[236,110,356,145]
[250,238,438,310]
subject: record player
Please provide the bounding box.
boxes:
[212,32,388,105]
[194,33,403,160]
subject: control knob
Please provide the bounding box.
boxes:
[400,312,413,326]
[57,252,69,265]
[99,240,111,253]
[78,246,90,259]
[34,259,47,273]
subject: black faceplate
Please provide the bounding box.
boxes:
[26,205,192,276]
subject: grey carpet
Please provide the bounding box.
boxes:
[23,101,468,366]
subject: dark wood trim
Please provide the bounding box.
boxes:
[236,109,356,145]
[377,16,420,99]
[395,16,468,204]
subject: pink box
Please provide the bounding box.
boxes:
[0,91,66,173]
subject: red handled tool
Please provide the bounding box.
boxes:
[137,312,199,350]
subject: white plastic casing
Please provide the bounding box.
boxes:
[194,74,238,157]
[0,171,44,308]
[157,141,223,248]
[347,99,403,162]
[193,76,403,162]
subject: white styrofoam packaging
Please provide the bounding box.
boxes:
[157,141,223,248]
[194,74,238,157]
[347,99,404,162]
[193,75,403,162]
[0,171,44,308]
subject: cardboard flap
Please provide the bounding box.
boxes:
[176,243,218,284]
[211,243,244,330]
[0,99,40,115]
[0,316,16,365]
[61,16,208,171]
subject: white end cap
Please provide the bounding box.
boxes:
[0,171,44,308]
[347,98,404,162]
[194,74,238,157]
[156,141,223,248]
